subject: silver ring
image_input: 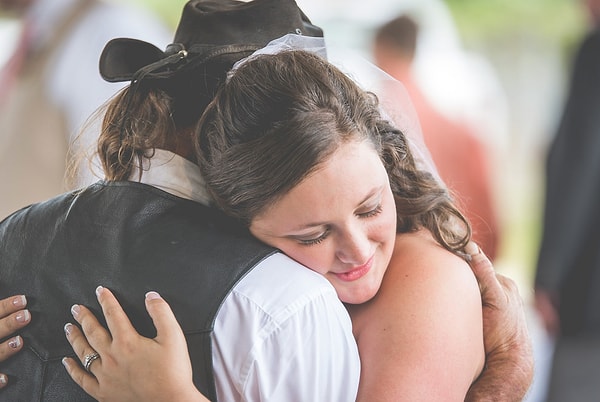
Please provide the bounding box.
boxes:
[83,351,100,373]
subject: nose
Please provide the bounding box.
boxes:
[335,224,371,265]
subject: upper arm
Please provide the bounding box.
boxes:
[214,255,360,402]
[354,233,484,402]
[244,288,360,402]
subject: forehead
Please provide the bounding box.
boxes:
[253,140,387,227]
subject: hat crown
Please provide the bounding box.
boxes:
[99,0,322,83]
[175,0,322,48]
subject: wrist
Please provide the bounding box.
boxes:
[466,342,534,401]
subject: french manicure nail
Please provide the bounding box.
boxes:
[145,291,161,300]
[12,295,26,307]
[8,336,21,349]
[15,309,30,323]
[0,374,6,385]
[64,323,73,336]
[95,286,104,298]
[70,304,80,318]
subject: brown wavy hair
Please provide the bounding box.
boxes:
[196,50,471,256]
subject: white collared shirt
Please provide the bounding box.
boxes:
[135,151,360,401]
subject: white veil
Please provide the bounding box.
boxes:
[229,33,442,184]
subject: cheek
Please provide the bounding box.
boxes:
[375,198,397,242]
[278,244,333,276]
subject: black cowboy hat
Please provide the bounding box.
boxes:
[99,0,323,83]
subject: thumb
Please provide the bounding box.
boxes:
[144,291,185,344]
[466,242,503,307]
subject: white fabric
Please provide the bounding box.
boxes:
[132,149,212,206]
[136,151,361,402]
[213,253,360,402]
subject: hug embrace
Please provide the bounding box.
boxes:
[0,1,532,401]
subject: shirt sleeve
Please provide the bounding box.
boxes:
[212,253,360,402]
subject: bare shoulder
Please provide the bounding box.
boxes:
[351,229,485,400]
[385,230,477,293]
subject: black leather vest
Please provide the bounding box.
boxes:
[0,181,276,401]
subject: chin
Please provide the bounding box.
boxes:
[339,287,378,305]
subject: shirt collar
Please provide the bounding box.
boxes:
[130,149,212,206]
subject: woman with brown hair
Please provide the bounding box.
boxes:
[63,48,532,401]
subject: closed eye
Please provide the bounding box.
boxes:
[298,229,331,246]
[358,204,383,218]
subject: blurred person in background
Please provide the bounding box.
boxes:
[0,0,171,219]
[373,14,501,261]
[534,0,600,400]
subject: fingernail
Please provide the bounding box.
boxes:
[62,357,69,369]
[12,295,26,307]
[145,291,161,300]
[15,309,30,323]
[64,323,73,336]
[70,304,80,318]
[8,336,21,349]
[95,286,104,298]
[0,374,6,385]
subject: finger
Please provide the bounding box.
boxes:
[496,274,524,309]
[0,373,7,389]
[0,295,27,319]
[464,241,480,257]
[95,286,137,340]
[0,309,31,339]
[467,246,505,304]
[0,335,24,362]
[64,322,102,375]
[144,291,185,343]
[62,356,100,399]
[70,304,112,352]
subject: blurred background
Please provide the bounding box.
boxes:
[0,0,592,400]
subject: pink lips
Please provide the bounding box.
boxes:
[334,257,373,282]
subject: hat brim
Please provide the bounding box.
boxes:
[99,38,166,82]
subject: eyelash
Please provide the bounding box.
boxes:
[298,204,383,246]
[299,230,331,246]
[359,203,383,218]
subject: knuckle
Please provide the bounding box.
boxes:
[103,304,121,320]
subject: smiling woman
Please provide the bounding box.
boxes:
[59,41,533,402]
[195,48,485,400]
[249,140,397,305]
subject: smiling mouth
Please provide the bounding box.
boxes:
[334,258,373,282]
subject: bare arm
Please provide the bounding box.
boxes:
[0,295,31,388]
[464,243,534,402]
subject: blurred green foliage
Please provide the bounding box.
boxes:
[445,0,588,50]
